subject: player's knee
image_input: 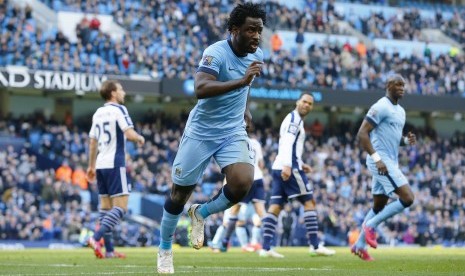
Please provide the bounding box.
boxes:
[224,181,252,203]
[170,184,195,205]
[373,205,385,214]
[400,195,414,208]
[227,186,249,203]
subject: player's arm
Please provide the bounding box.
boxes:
[124,128,145,146]
[255,144,265,170]
[86,137,98,183]
[357,119,376,155]
[357,119,388,175]
[116,108,144,146]
[194,61,263,99]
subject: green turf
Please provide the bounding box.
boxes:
[0,246,464,275]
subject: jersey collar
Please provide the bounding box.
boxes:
[227,38,247,58]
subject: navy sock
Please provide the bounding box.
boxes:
[94,207,124,241]
[304,210,319,248]
[262,213,278,251]
[99,210,114,253]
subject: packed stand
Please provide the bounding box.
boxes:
[264,38,465,96]
[0,1,459,96]
[1,110,465,247]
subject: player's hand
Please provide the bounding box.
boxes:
[406,131,416,145]
[86,167,96,183]
[302,164,312,173]
[242,61,263,86]
[281,166,291,181]
[137,135,145,147]
[375,160,388,176]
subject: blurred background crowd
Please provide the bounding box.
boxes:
[1,0,465,249]
[0,0,464,95]
[1,111,464,248]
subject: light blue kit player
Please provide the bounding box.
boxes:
[352,74,417,261]
[157,3,267,274]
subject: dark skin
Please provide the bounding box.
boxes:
[171,17,264,205]
[357,75,415,211]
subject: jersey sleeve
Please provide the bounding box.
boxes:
[89,115,97,139]
[365,101,387,128]
[116,106,134,132]
[197,44,223,78]
[279,114,298,167]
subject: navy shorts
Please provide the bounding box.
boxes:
[241,179,265,204]
[269,169,313,205]
[96,167,130,197]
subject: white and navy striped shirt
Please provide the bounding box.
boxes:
[250,137,264,180]
[272,110,305,170]
[89,103,134,169]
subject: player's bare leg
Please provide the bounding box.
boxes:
[192,163,253,249]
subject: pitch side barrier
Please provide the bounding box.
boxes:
[162,78,465,113]
[1,68,464,113]
[0,67,161,96]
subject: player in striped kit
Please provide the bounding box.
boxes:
[259,93,335,258]
[86,80,145,259]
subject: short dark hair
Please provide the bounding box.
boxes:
[227,2,267,32]
[299,92,314,100]
[99,80,120,101]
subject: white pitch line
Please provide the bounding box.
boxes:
[175,266,335,272]
[0,264,336,275]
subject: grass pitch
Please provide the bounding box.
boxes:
[0,246,464,275]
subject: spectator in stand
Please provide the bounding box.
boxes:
[72,165,88,190]
[271,30,283,55]
[55,160,72,183]
[278,203,296,246]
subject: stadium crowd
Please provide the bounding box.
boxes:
[0,0,464,95]
[1,111,465,248]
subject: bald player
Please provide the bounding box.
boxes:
[351,74,416,261]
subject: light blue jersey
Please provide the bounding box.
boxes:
[365,96,408,195]
[184,39,263,140]
[365,96,406,163]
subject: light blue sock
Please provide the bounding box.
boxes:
[159,209,181,250]
[198,191,233,219]
[251,225,261,245]
[366,200,406,228]
[235,226,248,247]
[212,225,225,248]
[355,209,376,249]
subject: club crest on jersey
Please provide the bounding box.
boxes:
[368,108,377,117]
[287,123,298,134]
[202,55,214,66]
[174,167,182,177]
